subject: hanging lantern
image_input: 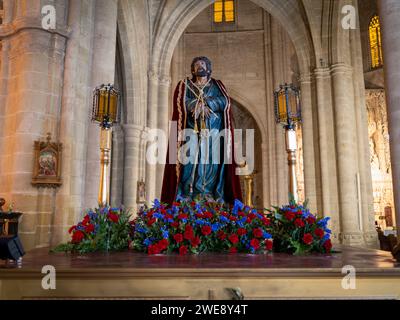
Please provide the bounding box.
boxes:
[274,83,301,129]
[92,84,120,128]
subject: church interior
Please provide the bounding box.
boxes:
[0,0,400,301]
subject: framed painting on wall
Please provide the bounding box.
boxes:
[32,133,62,188]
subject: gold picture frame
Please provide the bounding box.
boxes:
[32,133,62,188]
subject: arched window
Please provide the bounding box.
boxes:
[214,0,235,23]
[369,15,384,69]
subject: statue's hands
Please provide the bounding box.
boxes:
[192,102,211,119]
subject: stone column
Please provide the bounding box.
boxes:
[270,18,289,206]
[299,74,319,213]
[145,72,159,203]
[123,124,144,211]
[314,67,340,243]
[263,11,277,207]
[349,10,378,247]
[53,0,96,246]
[84,0,118,209]
[378,0,400,237]
[156,75,172,198]
[110,124,125,206]
[0,0,69,250]
[331,63,364,246]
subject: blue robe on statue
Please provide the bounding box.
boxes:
[176,79,227,202]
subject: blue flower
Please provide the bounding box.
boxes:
[88,211,97,219]
[240,217,247,224]
[322,234,330,242]
[318,217,331,228]
[233,199,244,212]
[263,232,272,239]
[195,219,205,226]
[219,215,229,223]
[153,199,161,208]
[162,230,169,239]
[136,226,147,234]
[153,213,163,219]
[211,223,220,232]
[143,238,153,246]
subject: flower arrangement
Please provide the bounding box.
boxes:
[52,207,133,254]
[132,199,273,255]
[268,199,332,255]
[53,199,333,256]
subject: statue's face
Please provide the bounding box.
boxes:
[193,60,208,77]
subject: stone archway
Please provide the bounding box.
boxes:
[146,0,317,205]
[230,99,264,208]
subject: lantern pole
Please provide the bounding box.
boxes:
[98,127,112,207]
[92,84,119,207]
[285,124,298,203]
[274,83,301,203]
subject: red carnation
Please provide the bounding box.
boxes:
[184,225,194,241]
[229,247,238,254]
[201,225,212,236]
[237,228,247,236]
[178,213,188,220]
[148,244,161,255]
[191,236,201,248]
[250,238,260,250]
[82,215,90,226]
[172,202,181,207]
[294,218,305,228]
[323,239,332,253]
[147,218,156,226]
[306,216,316,224]
[228,234,239,244]
[171,221,179,228]
[108,213,119,223]
[196,213,204,219]
[265,240,273,251]
[253,228,263,238]
[217,230,227,240]
[68,225,76,234]
[297,210,303,215]
[229,216,238,222]
[173,233,184,243]
[158,239,169,250]
[203,211,213,219]
[179,245,188,256]
[303,233,314,245]
[284,211,296,221]
[85,224,95,233]
[314,228,324,239]
[262,218,271,226]
[72,230,85,243]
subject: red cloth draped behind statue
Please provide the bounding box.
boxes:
[161,78,242,205]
